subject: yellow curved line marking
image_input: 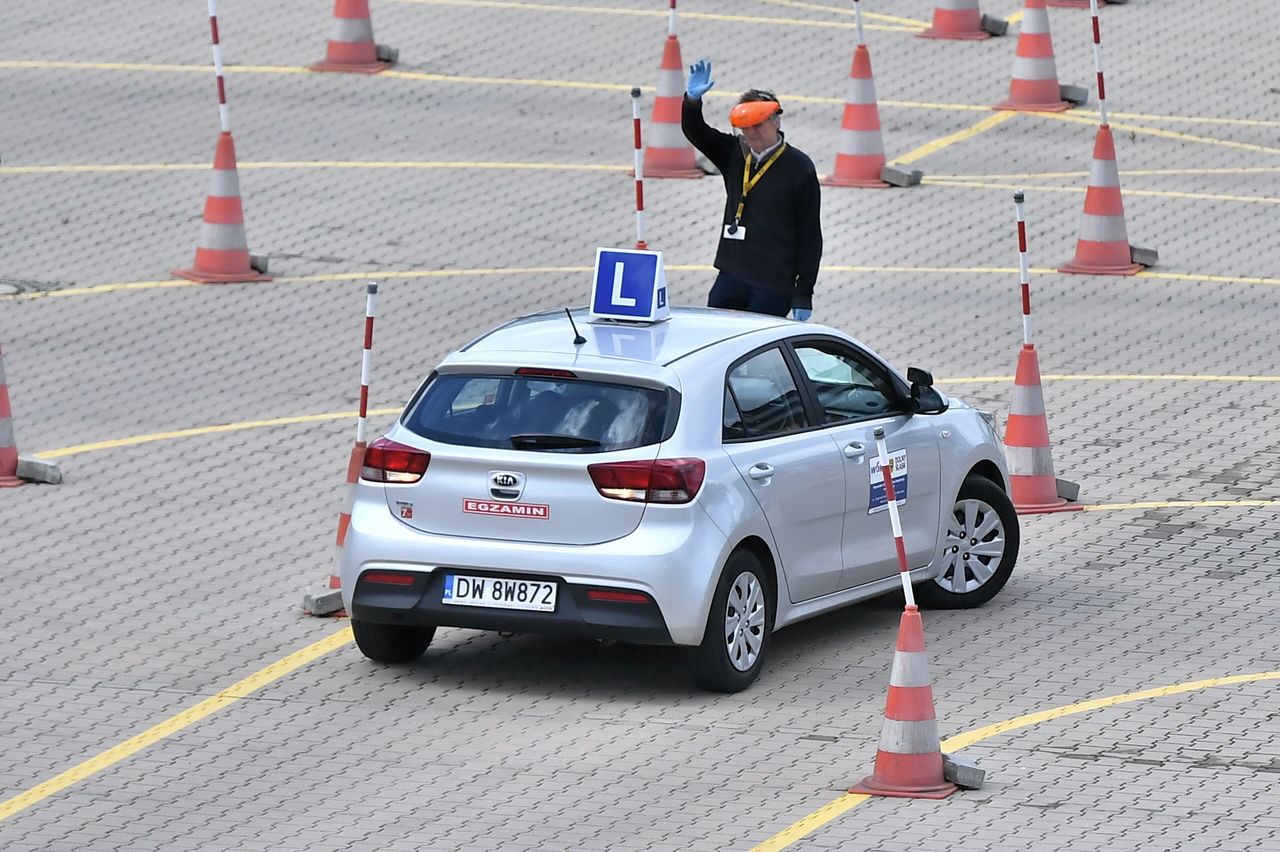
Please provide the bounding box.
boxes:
[386,0,917,31]
[0,626,354,823]
[756,0,929,28]
[924,177,1280,205]
[1035,111,1280,157]
[753,669,1280,850]
[0,161,631,176]
[937,167,1280,180]
[893,112,1017,166]
[1084,499,1280,512]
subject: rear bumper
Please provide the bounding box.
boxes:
[351,569,673,644]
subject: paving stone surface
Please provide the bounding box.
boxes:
[1,1,1278,850]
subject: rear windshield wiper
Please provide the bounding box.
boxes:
[509,433,601,449]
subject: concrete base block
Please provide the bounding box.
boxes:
[943,753,986,789]
[1056,478,1080,502]
[1131,245,1159,267]
[1059,84,1089,105]
[17,455,63,485]
[249,254,269,274]
[980,15,1009,37]
[376,44,399,64]
[303,585,345,616]
[881,165,923,187]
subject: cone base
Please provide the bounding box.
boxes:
[994,100,1072,113]
[1058,260,1142,276]
[820,174,890,188]
[634,167,705,179]
[309,60,392,75]
[171,267,273,284]
[918,29,990,41]
[850,776,958,800]
[0,475,24,488]
[1016,499,1084,515]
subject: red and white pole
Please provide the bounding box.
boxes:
[853,0,866,46]
[1088,0,1108,127]
[1014,190,1033,346]
[331,282,379,590]
[668,0,678,37]
[207,0,231,133]
[630,86,649,250]
[873,426,915,607]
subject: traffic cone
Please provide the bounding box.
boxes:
[310,0,394,74]
[305,440,363,616]
[643,35,702,178]
[0,344,24,488]
[172,132,271,284]
[995,0,1071,112]
[821,44,889,189]
[1059,124,1142,275]
[1004,344,1081,514]
[851,605,958,799]
[919,1,991,40]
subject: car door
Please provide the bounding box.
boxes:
[789,340,943,590]
[721,345,847,603]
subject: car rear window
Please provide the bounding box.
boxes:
[402,374,673,453]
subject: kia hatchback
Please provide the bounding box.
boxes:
[341,307,1018,692]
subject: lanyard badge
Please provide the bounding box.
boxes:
[725,143,787,240]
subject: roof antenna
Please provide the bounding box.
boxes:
[565,308,587,345]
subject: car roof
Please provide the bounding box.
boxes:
[457,306,794,367]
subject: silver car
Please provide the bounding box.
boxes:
[341,306,1019,692]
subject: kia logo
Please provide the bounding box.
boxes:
[493,474,518,488]
[489,471,525,500]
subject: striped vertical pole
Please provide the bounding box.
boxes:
[332,282,379,589]
[631,87,648,250]
[873,426,914,607]
[668,0,677,36]
[1014,190,1032,345]
[0,344,23,488]
[208,0,230,133]
[854,0,865,46]
[1089,0,1108,127]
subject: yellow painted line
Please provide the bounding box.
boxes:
[923,177,1280,206]
[1083,500,1280,512]
[0,60,304,75]
[0,160,631,176]
[0,626,354,823]
[754,669,1280,850]
[892,111,1018,166]
[1108,110,1280,130]
[1036,111,1280,157]
[34,409,402,460]
[386,0,917,32]
[937,167,1280,180]
[756,0,929,28]
[1006,9,1024,25]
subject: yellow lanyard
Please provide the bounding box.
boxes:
[733,142,788,225]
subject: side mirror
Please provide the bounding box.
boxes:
[907,366,949,415]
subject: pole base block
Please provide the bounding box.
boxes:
[17,456,63,484]
[171,267,273,284]
[303,585,346,617]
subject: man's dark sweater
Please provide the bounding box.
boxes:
[681,95,823,310]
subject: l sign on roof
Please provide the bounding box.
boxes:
[590,247,670,323]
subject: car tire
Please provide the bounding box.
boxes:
[351,618,437,663]
[916,475,1020,609]
[687,550,773,693]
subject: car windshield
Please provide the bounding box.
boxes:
[402,374,671,453]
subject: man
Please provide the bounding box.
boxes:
[682,58,822,321]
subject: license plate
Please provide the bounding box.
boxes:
[441,574,557,612]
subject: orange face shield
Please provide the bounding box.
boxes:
[729,100,781,128]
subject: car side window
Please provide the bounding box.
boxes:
[793,342,903,424]
[724,347,811,440]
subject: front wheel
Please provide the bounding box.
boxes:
[351,618,436,663]
[687,550,773,693]
[916,475,1019,609]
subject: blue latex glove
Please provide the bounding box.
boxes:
[687,59,715,100]
[792,308,813,322]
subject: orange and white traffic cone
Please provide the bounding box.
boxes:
[1004,344,1080,514]
[851,605,958,799]
[311,0,394,74]
[821,43,888,188]
[0,344,24,488]
[172,132,271,284]
[1059,124,1141,275]
[920,1,991,40]
[643,2,702,179]
[995,0,1071,112]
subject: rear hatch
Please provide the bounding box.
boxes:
[381,369,676,545]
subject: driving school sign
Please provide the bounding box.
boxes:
[868,449,907,514]
[590,247,670,323]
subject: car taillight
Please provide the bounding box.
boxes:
[587,458,705,504]
[361,437,430,484]
[515,367,577,379]
[362,572,416,586]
